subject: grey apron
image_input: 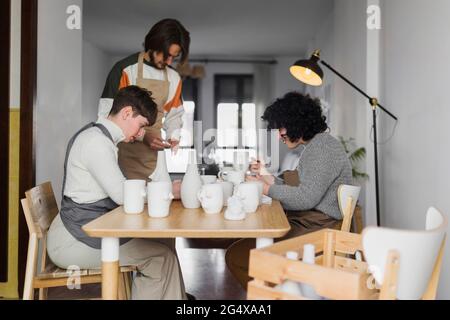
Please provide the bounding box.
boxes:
[59,122,130,249]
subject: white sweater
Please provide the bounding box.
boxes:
[63,117,126,205]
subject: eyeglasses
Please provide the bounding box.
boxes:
[279,133,289,142]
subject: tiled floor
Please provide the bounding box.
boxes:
[46,238,246,300]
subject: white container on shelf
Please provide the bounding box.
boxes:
[275,251,303,296]
[300,244,323,300]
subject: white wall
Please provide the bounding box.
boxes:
[272,55,307,166]
[322,0,450,299]
[10,0,21,108]
[305,0,374,225]
[82,41,114,123]
[37,0,83,204]
[379,0,450,299]
[273,56,306,99]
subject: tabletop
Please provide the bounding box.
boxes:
[82,200,290,239]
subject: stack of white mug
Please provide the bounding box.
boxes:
[215,151,264,216]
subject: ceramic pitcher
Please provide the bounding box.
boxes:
[235,182,259,213]
[197,183,223,214]
[147,181,174,218]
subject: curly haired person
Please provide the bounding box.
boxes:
[225,91,353,288]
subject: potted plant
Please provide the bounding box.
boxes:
[338,136,369,181]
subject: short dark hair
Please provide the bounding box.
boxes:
[144,18,190,64]
[262,92,328,142]
[109,86,157,125]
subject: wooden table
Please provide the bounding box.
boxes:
[83,200,290,300]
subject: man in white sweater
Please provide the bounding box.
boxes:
[47,86,186,300]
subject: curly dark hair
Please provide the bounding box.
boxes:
[262,92,328,142]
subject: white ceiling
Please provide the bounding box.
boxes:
[84,0,334,58]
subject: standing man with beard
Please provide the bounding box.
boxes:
[98,18,190,184]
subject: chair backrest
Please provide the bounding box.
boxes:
[337,185,361,232]
[362,207,448,300]
[23,182,59,238]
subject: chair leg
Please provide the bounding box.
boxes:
[118,273,127,300]
[124,272,133,300]
[38,288,48,300]
[23,233,39,300]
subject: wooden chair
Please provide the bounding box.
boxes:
[21,181,135,300]
[337,184,361,232]
[362,207,448,300]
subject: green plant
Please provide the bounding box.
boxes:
[338,136,369,181]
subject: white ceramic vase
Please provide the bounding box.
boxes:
[149,150,171,182]
[180,150,202,208]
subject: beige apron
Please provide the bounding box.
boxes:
[118,52,170,180]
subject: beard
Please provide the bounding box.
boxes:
[147,51,166,70]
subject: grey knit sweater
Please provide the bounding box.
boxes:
[268,132,353,220]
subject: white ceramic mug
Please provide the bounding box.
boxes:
[200,175,217,184]
[218,170,245,186]
[224,195,246,221]
[197,183,223,214]
[147,181,174,218]
[124,180,147,214]
[219,181,234,206]
[236,182,259,213]
[246,181,264,204]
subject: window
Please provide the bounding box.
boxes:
[214,75,256,165]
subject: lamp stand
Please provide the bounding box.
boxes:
[371,99,381,227]
[319,61,397,227]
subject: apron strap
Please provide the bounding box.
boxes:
[62,122,114,198]
[138,52,145,80]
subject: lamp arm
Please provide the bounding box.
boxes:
[320,60,398,121]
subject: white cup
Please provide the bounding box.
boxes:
[224,195,246,221]
[246,181,264,204]
[200,175,217,184]
[219,181,234,206]
[147,181,174,218]
[219,170,245,186]
[197,183,223,214]
[124,180,147,214]
[236,182,259,213]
